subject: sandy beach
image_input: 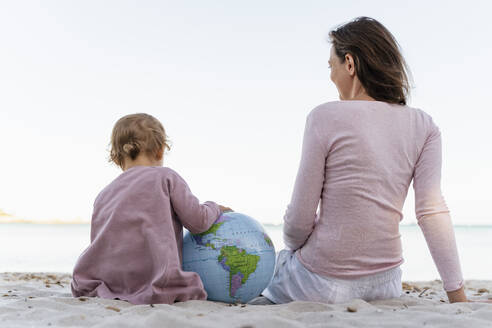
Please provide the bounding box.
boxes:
[0,273,491,327]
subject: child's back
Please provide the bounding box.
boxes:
[71,114,222,304]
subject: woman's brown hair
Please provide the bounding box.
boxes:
[109,113,170,168]
[329,17,411,105]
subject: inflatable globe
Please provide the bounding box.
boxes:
[183,212,275,303]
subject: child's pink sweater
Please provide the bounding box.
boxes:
[71,166,221,304]
[284,101,463,292]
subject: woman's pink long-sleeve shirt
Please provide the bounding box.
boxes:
[71,166,221,304]
[284,101,463,292]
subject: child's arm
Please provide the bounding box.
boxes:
[167,170,222,234]
[283,111,326,250]
[413,122,465,301]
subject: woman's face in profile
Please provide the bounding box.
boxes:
[328,46,351,100]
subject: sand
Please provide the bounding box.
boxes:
[1,273,492,328]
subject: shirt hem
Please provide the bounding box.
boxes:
[296,249,404,281]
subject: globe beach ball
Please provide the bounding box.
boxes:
[183,212,276,303]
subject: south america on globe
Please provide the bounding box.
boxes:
[182,212,276,303]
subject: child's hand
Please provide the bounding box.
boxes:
[219,205,233,213]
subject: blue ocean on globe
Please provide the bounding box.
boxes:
[182,212,276,303]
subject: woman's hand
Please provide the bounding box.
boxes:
[447,286,492,304]
[447,286,468,303]
[218,205,233,213]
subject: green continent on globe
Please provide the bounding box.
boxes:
[217,246,260,298]
[193,222,224,248]
[198,221,224,237]
[205,242,216,250]
[264,234,273,247]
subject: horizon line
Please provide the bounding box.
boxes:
[0,219,491,228]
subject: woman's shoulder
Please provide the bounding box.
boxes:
[401,104,440,132]
[310,100,412,113]
[309,101,436,125]
[307,100,376,119]
[306,101,378,125]
[308,100,347,115]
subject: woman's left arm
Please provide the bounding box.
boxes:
[283,111,327,250]
[413,122,464,295]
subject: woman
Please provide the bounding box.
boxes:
[262,17,470,304]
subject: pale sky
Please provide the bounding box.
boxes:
[1,1,491,225]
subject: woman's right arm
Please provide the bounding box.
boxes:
[283,111,327,250]
[413,122,465,302]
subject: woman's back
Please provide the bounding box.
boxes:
[284,101,457,285]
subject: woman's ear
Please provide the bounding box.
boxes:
[344,53,356,77]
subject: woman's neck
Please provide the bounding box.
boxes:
[349,94,375,101]
[343,77,375,101]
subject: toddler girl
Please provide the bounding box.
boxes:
[71,113,228,304]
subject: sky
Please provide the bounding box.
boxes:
[0,0,491,225]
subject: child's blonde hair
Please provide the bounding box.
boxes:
[109,113,170,168]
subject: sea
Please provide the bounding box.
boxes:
[1,223,491,282]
